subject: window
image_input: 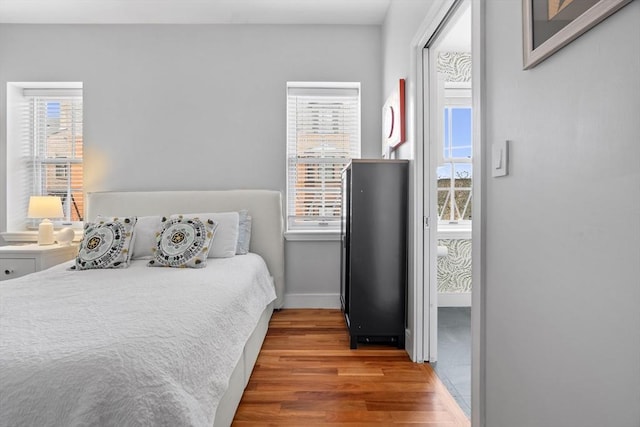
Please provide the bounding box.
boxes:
[286,82,360,231]
[31,95,84,223]
[6,84,83,232]
[437,85,472,224]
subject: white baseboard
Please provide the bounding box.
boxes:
[283,293,341,309]
[438,292,472,307]
[284,293,468,308]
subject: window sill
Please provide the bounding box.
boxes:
[2,230,83,243]
[437,225,472,240]
[284,231,341,242]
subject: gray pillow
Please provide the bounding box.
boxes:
[236,209,252,255]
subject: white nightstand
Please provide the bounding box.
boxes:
[0,244,78,281]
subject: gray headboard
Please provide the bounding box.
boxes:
[86,190,285,308]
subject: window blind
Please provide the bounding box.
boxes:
[23,91,84,227]
[286,83,361,230]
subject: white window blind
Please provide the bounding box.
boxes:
[23,90,84,227]
[286,83,361,231]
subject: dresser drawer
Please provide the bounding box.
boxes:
[0,258,37,281]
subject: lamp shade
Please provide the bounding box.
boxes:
[27,196,64,219]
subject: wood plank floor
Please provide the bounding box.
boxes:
[233,309,470,426]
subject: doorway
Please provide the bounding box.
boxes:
[422,0,473,418]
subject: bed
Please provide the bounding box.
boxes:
[0,190,285,427]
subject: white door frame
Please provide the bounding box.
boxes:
[408,0,456,366]
[409,0,485,425]
[469,1,486,425]
[425,38,440,365]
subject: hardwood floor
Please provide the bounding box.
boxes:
[233,309,470,426]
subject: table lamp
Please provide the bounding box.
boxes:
[28,196,64,245]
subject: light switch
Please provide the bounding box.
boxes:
[492,140,509,177]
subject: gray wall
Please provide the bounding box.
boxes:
[381,0,640,424]
[484,1,640,426]
[382,0,434,359]
[382,0,432,160]
[0,24,382,302]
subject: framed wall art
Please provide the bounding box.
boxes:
[382,78,406,151]
[522,0,632,69]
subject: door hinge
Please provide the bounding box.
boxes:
[423,216,430,229]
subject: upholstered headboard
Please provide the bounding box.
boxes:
[86,190,285,308]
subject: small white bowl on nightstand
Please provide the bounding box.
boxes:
[56,228,75,246]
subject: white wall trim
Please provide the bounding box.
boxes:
[471,0,486,425]
[284,231,340,241]
[1,231,83,243]
[408,0,460,366]
[283,293,340,309]
[438,228,472,240]
[438,292,472,307]
[419,0,466,361]
[1,231,40,243]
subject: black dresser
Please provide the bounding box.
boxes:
[340,159,408,349]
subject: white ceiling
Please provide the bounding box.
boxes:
[0,0,392,24]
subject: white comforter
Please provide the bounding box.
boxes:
[0,254,276,427]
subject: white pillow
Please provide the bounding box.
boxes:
[132,215,163,260]
[173,212,239,258]
[236,209,252,255]
[97,214,162,260]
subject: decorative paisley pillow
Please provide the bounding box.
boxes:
[72,217,137,270]
[148,215,218,268]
